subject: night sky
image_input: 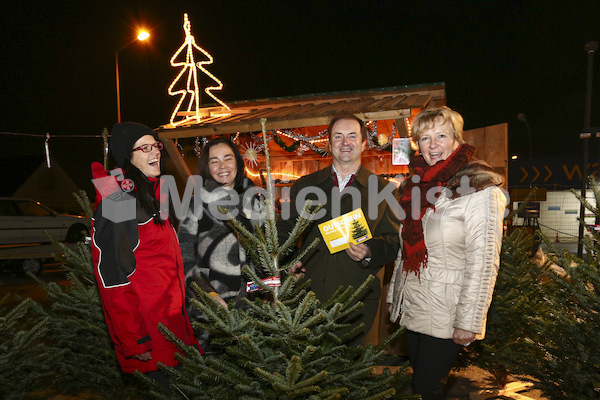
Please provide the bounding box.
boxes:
[2,0,600,188]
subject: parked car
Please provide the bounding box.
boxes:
[0,198,91,275]
[0,198,91,245]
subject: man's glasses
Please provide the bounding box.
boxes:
[132,141,163,153]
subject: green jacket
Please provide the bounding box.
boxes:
[278,165,401,303]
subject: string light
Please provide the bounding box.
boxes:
[385,176,404,186]
[166,13,230,128]
[245,167,401,186]
[277,129,329,144]
[244,167,300,181]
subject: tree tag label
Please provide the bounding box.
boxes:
[317,208,372,254]
[247,276,281,293]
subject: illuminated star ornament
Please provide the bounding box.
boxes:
[240,141,264,167]
[166,13,230,128]
[377,133,389,147]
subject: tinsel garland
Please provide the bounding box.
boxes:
[192,121,397,160]
[272,132,300,152]
[367,121,397,151]
[274,130,329,156]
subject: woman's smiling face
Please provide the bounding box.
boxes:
[208,143,237,189]
[417,120,459,166]
[130,135,161,177]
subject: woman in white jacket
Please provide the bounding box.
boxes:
[387,106,507,400]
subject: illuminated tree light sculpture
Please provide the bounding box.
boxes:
[167,13,230,128]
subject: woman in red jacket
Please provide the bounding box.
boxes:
[91,122,200,386]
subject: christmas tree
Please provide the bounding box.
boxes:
[0,191,145,399]
[30,236,145,398]
[457,184,600,399]
[0,296,54,400]
[523,179,600,398]
[351,220,369,241]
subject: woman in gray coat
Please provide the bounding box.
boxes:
[178,138,263,348]
[387,106,507,400]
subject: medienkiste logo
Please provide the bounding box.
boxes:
[92,172,509,224]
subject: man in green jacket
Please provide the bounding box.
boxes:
[278,113,401,345]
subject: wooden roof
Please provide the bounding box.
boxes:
[158,82,446,140]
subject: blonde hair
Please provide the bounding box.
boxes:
[411,106,465,144]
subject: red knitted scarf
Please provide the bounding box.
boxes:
[400,144,475,277]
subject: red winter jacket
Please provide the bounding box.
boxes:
[91,162,201,373]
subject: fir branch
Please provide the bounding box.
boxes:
[280,278,312,305]
[280,237,320,272]
[253,366,286,387]
[291,291,319,329]
[73,189,94,218]
[506,187,538,220]
[377,325,405,351]
[219,207,271,261]
[277,202,323,257]
[322,285,355,309]
[264,218,279,254]
[242,296,272,317]
[241,264,273,293]
[338,275,374,308]
[204,355,253,387]
[285,355,304,387]
[238,334,267,362]
[361,388,397,400]
[320,387,350,398]
[259,118,277,227]
[157,323,202,359]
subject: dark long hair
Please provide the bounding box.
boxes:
[122,156,166,225]
[197,138,246,193]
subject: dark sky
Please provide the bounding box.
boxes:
[2,0,600,173]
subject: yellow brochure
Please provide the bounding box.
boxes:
[318,208,372,254]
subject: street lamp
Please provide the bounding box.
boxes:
[115,30,150,123]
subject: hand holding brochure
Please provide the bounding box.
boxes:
[318,208,372,254]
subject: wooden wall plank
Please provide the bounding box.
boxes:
[463,123,508,186]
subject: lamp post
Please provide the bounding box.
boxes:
[115,30,150,123]
[577,40,598,258]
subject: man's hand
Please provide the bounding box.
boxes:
[288,261,305,278]
[452,328,476,346]
[346,243,371,262]
[133,351,152,361]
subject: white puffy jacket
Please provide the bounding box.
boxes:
[387,185,507,340]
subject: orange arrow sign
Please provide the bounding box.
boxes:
[544,166,553,182]
[520,167,529,183]
[532,166,541,182]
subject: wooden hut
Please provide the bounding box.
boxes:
[158,82,447,185]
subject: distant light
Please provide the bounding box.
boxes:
[137,31,150,41]
[511,155,518,160]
